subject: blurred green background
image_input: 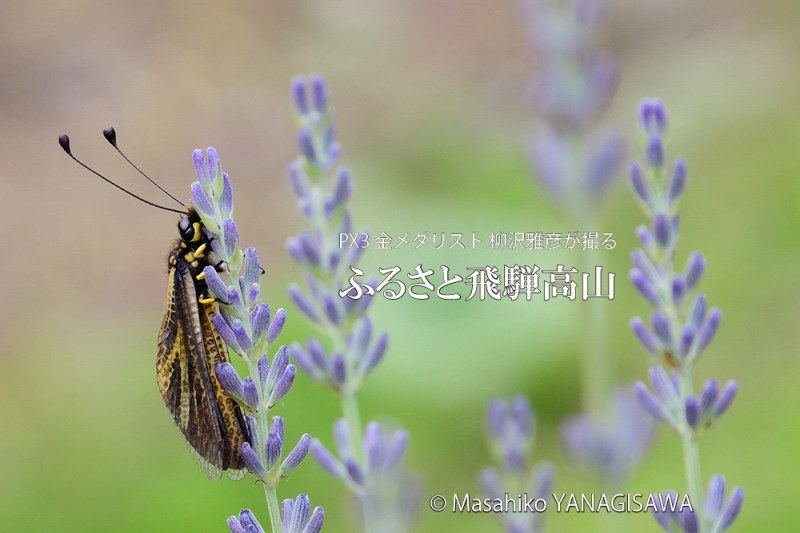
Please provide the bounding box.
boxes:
[1,0,799,531]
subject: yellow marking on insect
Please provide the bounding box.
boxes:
[184,253,195,263]
[198,295,216,305]
[191,260,199,268]
[180,242,187,249]
[194,243,207,257]
[196,271,206,280]
[191,223,202,242]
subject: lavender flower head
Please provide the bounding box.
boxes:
[286,74,415,531]
[522,0,625,210]
[481,396,553,533]
[561,388,654,487]
[627,99,743,530]
[190,148,318,530]
[286,74,385,395]
[311,420,417,532]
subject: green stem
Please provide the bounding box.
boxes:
[679,368,704,528]
[341,389,364,462]
[263,485,283,533]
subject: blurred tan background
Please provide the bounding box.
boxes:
[2,0,799,531]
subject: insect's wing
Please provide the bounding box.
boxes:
[157,259,246,479]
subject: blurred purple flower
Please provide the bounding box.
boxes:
[561,388,654,487]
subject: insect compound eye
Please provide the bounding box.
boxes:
[178,217,194,241]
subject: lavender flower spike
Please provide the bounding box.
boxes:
[287,74,415,528]
[189,147,313,531]
[482,396,553,533]
[629,99,743,527]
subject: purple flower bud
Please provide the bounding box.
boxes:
[705,475,726,517]
[385,429,409,470]
[646,137,664,168]
[268,365,296,408]
[649,365,679,406]
[669,159,688,202]
[266,346,289,392]
[213,314,242,353]
[697,308,722,353]
[270,416,284,446]
[685,395,700,428]
[311,73,327,112]
[324,168,352,216]
[257,353,270,387]
[245,415,260,451]
[631,249,659,283]
[322,295,341,325]
[307,339,330,371]
[689,293,707,331]
[311,440,347,481]
[653,212,671,247]
[634,382,670,424]
[242,377,259,410]
[288,285,319,323]
[288,162,311,199]
[298,232,320,266]
[203,266,229,302]
[281,433,312,474]
[631,269,660,306]
[250,304,271,343]
[240,442,266,478]
[219,172,233,218]
[630,162,652,205]
[672,275,686,304]
[650,311,673,347]
[266,308,286,344]
[363,422,385,470]
[298,128,316,164]
[215,362,244,399]
[486,398,506,439]
[631,317,660,355]
[265,432,282,470]
[344,456,364,485]
[192,149,212,186]
[511,396,534,436]
[331,353,347,387]
[585,132,625,196]
[718,487,744,530]
[363,331,388,375]
[242,247,260,292]
[699,379,719,413]
[679,325,696,360]
[231,319,253,353]
[637,225,656,250]
[306,508,324,533]
[290,344,323,380]
[191,181,214,216]
[333,418,352,458]
[291,76,309,115]
[639,98,667,137]
[684,252,706,290]
[286,238,305,265]
[222,219,240,258]
[246,284,260,308]
[284,494,311,533]
[714,380,738,419]
[227,516,245,533]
